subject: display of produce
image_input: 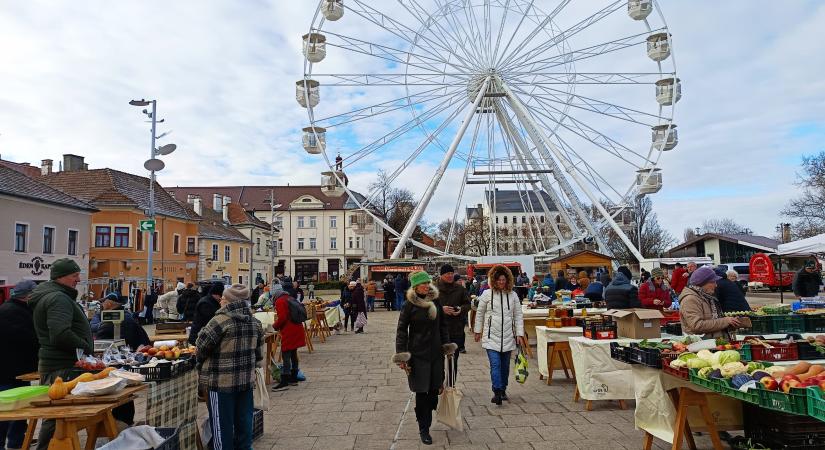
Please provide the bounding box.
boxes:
[47,367,116,400]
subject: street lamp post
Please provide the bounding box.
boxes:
[130,99,176,304]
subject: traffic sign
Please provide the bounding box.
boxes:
[139,220,156,232]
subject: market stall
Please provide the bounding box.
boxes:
[535,326,580,384]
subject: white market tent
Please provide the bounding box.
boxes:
[777,233,825,255]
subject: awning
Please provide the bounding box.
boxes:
[777,233,825,255]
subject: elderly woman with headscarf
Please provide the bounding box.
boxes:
[473,264,525,406]
[679,266,743,339]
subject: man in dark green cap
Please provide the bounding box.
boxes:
[29,258,93,450]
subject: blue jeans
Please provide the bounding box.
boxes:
[486,349,511,392]
[366,295,375,312]
[395,291,405,311]
[207,389,254,450]
[0,381,27,449]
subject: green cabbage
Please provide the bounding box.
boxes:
[746,362,765,374]
[717,350,741,366]
[678,352,698,362]
[688,358,711,369]
[697,367,714,379]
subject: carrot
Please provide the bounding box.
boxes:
[786,362,812,376]
[798,365,825,381]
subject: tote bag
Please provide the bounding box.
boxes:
[253,367,270,411]
[436,354,464,430]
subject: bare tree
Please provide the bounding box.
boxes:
[700,218,751,235]
[782,151,825,239]
[433,219,467,254]
[464,215,492,256]
[368,170,419,257]
[683,227,697,243]
[598,197,676,264]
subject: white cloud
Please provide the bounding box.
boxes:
[1,0,823,248]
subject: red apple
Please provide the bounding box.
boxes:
[761,377,779,390]
[782,379,802,393]
[818,380,825,391]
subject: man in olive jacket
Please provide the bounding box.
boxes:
[29,258,94,450]
[434,264,470,380]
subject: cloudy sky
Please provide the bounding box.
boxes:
[1,1,824,244]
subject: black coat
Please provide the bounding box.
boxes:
[190,295,221,343]
[394,286,450,393]
[0,299,39,384]
[176,288,201,321]
[383,281,395,298]
[604,273,641,309]
[793,269,823,298]
[434,279,470,338]
[715,278,751,313]
[96,307,150,351]
[351,284,367,314]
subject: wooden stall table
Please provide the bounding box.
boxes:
[148,333,189,344]
[535,326,580,385]
[16,371,40,382]
[0,384,146,450]
[632,365,736,450]
[264,331,280,385]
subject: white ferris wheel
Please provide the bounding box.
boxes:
[298,0,680,261]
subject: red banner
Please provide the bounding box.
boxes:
[370,265,424,273]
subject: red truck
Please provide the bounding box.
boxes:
[749,253,819,291]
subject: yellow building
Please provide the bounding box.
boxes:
[183,197,253,285]
[40,161,199,298]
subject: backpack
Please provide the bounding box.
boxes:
[287,296,308,323]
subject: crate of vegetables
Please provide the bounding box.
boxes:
[756,385,809,416]
[744,336,800,361]
[661,353,690,380]
[628,340,673,368]
[609,342,630,363]
[689,368,725,392]
[747,315,774,335]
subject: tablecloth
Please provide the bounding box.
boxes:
[569,335,635,401]
[145,368,199,450]
[535,326,581,377]
[632,365,742,444]
[325,306,345,328]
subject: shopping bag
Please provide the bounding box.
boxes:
[436,354,464,430]
[253,367,270,411]
[354,312,368,329]
[514,346,529,384]
[270,361,283,384]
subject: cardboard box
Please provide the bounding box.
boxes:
[605,309,664,339]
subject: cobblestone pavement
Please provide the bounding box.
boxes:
[251,309,720,450]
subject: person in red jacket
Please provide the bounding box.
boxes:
[272,284,306,391]
[670,263,688,294]
[640,267,673,310]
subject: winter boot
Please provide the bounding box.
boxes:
[418,408,433,445]
[501,390,509,401]
[288,371,299,386]
[491,389,502,405]
[271,379,289,391]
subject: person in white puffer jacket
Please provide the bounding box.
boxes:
[473,264,525,405]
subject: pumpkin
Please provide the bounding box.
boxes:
[48,377,69,400]
[66,372,95,390]
[94,367,115,380]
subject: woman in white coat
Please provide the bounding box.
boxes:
[473,264,525,405]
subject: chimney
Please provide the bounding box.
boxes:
[782,223,792,243]
[62,154,85,172]
[41,159,53,175]
[193,197,202,216]
[213,194,222,212]
[222,196,231,223]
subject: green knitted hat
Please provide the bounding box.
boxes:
[50,258,81,280]
[409,271,432,288]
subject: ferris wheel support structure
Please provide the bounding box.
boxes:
[390,76,492,259]
[501,80,645,262]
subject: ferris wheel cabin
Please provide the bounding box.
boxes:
[646,33,671,62]
[652,124,678,150]
[302,126,326,154]
[627,0,653,20]
[302,33,327,63]
[322,0,344,21]
[655,78,681,106]
[636,168,663,195]
[351,211,374,235]
[296,79,320,108]
[321,171,346,197]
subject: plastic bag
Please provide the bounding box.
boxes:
[270,361,283,384]
[514,348,529,384]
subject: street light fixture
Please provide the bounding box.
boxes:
[130,98,176,302]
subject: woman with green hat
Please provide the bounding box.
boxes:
[392,271,457,445]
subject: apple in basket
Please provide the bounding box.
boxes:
[760,377,779,391]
